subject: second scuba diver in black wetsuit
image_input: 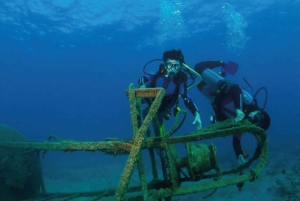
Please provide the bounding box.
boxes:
[194,60,271,164]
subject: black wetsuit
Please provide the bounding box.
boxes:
[138,70,199,124]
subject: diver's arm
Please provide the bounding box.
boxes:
[181,93,199,115]
[227,85,245,121]
[177,84,198,115]
[181,93,202,129]
[227,85,243,110]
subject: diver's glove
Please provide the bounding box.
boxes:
[139,84,146,89]
[193,111,202,130]
[235,109,245,122]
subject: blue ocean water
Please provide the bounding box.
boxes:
[0,0,299,200]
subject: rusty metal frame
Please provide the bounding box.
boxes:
[0,84,268,201]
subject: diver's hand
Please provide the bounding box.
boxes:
[139,84,146,89]
[193,111,202,130]
[235,109,245,122]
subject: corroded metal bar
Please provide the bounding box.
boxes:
[163,144,180,189]
[0,120,263,156]
[0,141,132,152]
[114,86,165,201]
[125,88,164,98]
[150,172,257,199]
[145,119,266,147]
[23,180,165,201]
[127,84,150,200]
[128,83,139,137]
[0,121,263,156]
[136,152,149,200]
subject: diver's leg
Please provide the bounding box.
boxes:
[233,134,248,165]
[232,134,243,158]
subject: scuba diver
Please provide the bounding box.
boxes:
[194,60,271,165]
[138,49,202,130]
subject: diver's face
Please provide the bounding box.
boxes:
[165,59,180,77]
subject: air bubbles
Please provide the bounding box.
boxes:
[222,3,250,55]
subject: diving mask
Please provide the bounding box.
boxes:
[164,62,180,79]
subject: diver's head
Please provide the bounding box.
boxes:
[162,49,185,79]
[163,49,185,64]
[248,110,271,130]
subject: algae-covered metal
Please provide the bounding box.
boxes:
[0,84,268,201]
